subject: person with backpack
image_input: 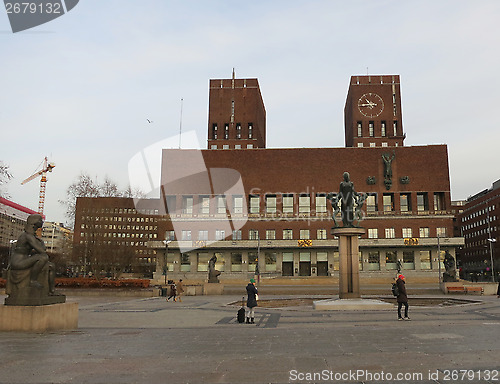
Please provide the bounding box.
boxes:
[396,274,410,320]
[246,278,258,324]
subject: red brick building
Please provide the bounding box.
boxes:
[457,179,500,281]
[74,73,464,280]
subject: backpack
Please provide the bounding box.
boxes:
[391,282,399,297]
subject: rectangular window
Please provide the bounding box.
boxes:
[249,229,259,240]
[393,121,398,136]
[433,192,446,211]
[182,230,191,241]
[266,229,276,240]
[419,227,430,238]
[223,144,229,149]
[248,123,253,139]
[317,229,327,240]
[182,196,193,214]
[198,230,208,241]
[165,230,175,241]
[403,251,415,269]
[368,228,378,239]
[180,253,190,272]
[247,144,253,149]
[197,252,209,272]
[368,251,380,270]
[283,229,293,240]
[215,230,225,241]
[265,251,277,272]
[437,227,447,237]
[248,252,258,272]
[385,251,397,270]
[419,250,431,270]
[212,124,218,140]
[417,193,429,211]
[200,196,210,215]
[300,229,310,240]
[366,194,378,212]
[231,253,242,272]
[383,193,394,212]
[165,195,176,215]
[400,193,411,212]
[385,228,395,239]
[283,194,294,213]
[232,230,241,240]
[266,195,277,214]
[369,121,374,137]
[381,121,386,137]
[299,194,310,214]
[233,196,243,214]
[357,122,362,137]
[316,194,327,213]
[236,123,241,139]
[217,196,226,214]
[224,124,229,139]
[249,195,260,214]
[402,228,412,238]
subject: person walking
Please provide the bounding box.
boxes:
[176,279,184,302]
[246,278,258,324]
[396,274,410,320]
[497,279,500,298]
[166,280,177,302]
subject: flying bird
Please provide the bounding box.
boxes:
[147,119,153,123]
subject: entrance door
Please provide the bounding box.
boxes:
[299,262,311,276]
[282,262,293,276]
[317,261,328,276]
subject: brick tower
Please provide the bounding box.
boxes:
[344,75,405,148]
[207,70,266,150]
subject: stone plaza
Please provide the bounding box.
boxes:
[0,290,499,384]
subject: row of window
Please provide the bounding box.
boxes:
[80,207,160,215]
[168,192,446,216]
[357,120,398,138]
[159,250,445,273]
[80,215,157,223]
[210,144,254,150]
[80,224,158,231]
[167,227,447,242]
[368,227,447,239]
[212,123,254,140]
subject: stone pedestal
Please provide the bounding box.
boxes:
[0,302,78,332]
[203,283,224,295]
[332,227,366,299]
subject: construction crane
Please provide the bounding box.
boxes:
[21,157,55,216]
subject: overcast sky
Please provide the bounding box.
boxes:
[1,0,499,226]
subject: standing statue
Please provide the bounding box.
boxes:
[442,251,458,282]
[208,254,221,283]
[328,172,364,227]
[382,152,396,190]
[5,214,65,306]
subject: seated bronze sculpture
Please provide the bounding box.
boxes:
[5,214,65,306]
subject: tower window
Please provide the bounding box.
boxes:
[393,121,398,136]
[212,124,218,140]
[224,124,229,140]
[369,121,374,137]
[381,121,386,136]
[357,122,362,137]
[236,123,241,139]
[248,123,253,139]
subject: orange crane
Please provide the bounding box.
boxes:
[21,157,55,216]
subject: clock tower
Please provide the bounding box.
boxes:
[344,75,405,148]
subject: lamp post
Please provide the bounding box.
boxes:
[437,233,441,284]
[486,200,496,282]
[163,239,172,286]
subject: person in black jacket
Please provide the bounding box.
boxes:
[396,274,410,320]
[246,278,258,324]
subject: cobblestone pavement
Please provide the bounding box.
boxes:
[0,294,499,384]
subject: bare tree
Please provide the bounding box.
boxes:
[0,162,13,198]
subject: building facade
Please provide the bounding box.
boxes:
[41,221,73,255]
[74,73,464,281]
[457,179,500,281]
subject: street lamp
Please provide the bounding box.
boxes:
[487,238,497,282]
[163,239,173,285]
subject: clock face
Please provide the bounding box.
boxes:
[357,93,384,118]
